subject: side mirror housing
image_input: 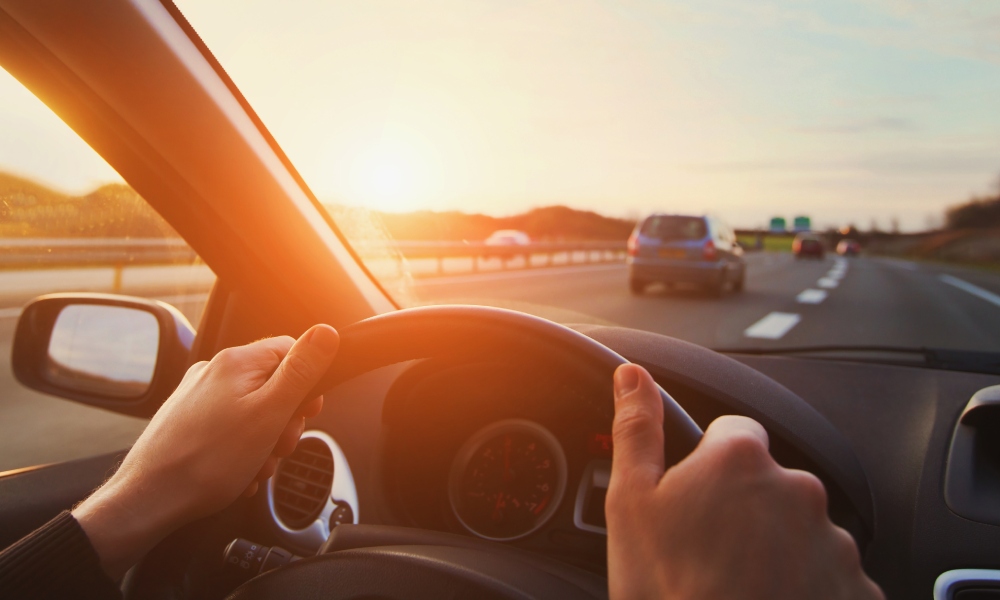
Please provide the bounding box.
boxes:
[12,293,195,418]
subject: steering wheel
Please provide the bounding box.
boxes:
[226,305,703,599]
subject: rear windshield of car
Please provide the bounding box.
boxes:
[640,216,707,241]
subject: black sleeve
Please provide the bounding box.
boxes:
[0,510,122,600]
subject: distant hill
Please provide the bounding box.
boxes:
[0,171,178,238]
[374,205,636,241]
[1,170,634,242]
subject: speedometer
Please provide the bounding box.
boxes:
[448,419,568,541]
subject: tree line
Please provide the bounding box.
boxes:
[945,180,1000,230]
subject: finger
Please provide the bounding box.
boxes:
[694,416,772,478]
[298,395,324,419]
[611,364,665,486]
[243,481,259,497]
[274,417,306,457]
[256,455,279,482]
[700,415,769,451]
[220,336,295,370]
[257,325,339,416]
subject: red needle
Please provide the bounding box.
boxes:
[492,492,505,521]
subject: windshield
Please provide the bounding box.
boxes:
[641,217,707,242]
[174,1,1000,355]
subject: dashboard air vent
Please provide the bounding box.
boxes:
[273,437,334,529]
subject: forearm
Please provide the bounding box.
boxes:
[71,473,186,582]
[0,511,122,600]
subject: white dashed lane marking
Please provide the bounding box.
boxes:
[796,289,828,304]
[817,277,839,289]
[744,312,802,339]
[940,274,1000,308]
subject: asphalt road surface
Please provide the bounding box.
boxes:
[2,253,1000,471]
[413,253,1000,351]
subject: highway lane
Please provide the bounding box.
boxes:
[411,253,1000,352]
[2,253,1000,471]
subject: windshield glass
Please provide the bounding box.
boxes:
[175,1,1000,354]
[641,217,708,242]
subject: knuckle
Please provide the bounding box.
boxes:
[830,525,862,570]
[605,475,642,520]
[211,347,240,370]
[713,431,772,472]
[788,470,828,518]
[281,351,317,389]
[612,404,655,440]
[863,579,886,600]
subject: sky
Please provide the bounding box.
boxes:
[3,1,1000,231]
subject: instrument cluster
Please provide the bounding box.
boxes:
[380,359,614,560]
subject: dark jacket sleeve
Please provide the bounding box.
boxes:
[0,510,121,600]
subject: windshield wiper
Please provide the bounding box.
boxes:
[710,345,1000,376]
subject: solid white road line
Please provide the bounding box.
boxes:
[818,277,839,289]
[744,312,802,339]
[796,289,828,304]
[940,274,1000,308]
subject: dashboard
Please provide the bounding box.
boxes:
[259,351,870,576]
[11,327,996,599]
[220,327,1000,600]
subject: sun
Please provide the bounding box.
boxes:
[350,141,426,212]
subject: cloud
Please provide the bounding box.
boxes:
[681,148,1000,176]
[797,117,917,134]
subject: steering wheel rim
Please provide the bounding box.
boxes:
[230,305,703,600]
[309,304,703,465]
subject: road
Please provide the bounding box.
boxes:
[3,253,1000,471]
[412,253,1000,351]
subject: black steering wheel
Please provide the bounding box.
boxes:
[227,305,703,599]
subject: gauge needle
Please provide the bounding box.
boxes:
[493,492,504,514]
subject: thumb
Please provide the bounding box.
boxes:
[611,364,665,487]
[258,325,339,414]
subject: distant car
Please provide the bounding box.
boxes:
[626,214,746,296]
[836,239,861,256]
[484,230,531,246]
[793,234,825,260]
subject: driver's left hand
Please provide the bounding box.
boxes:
[72,324,340,580]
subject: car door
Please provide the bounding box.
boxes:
[0,65,215,548]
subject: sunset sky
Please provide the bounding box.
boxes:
[3,1,1000,231]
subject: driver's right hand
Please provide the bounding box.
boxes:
[605,364,884,600]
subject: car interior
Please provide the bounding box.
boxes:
[2,1,1000,599]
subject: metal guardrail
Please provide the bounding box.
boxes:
[369,240,627,274]
[0,238,197,268]
[0,238,628,276]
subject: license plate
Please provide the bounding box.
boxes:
[658,248,685,259]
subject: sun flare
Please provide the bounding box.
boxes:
[350,141,427,213]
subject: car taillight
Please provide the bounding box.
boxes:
[702,240,717,260]
[627,234,639,256]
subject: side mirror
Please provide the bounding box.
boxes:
[12,293,195,418]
